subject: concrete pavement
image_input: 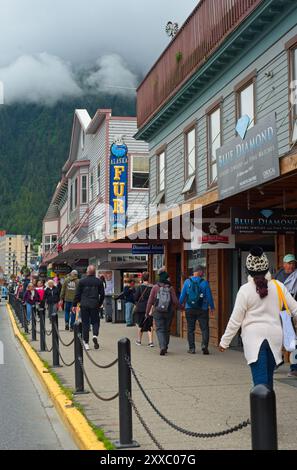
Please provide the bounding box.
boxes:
[0,304,77,450]
[18,312,297,450]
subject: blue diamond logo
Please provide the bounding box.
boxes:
[236,115,251,139]
[261,210,273,219]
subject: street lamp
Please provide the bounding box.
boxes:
[23,235,30,268]
[12,253,16,276]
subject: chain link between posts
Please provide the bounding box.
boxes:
[126,356,250,439]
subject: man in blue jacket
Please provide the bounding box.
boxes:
[179,265,215,355]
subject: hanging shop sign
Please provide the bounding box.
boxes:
[231,208,297,234]
[132,244,164,255]
[109,136,128,232]
[52,263,72,275]
[217,114,279,200]
[200,218,235,249]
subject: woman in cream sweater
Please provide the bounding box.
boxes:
[219,247,297,389]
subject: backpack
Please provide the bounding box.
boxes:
[186,278,204,309]
[155,285,171,313]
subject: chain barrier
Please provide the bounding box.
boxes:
[44,335,53,353]
[78,358,119,402]
[126,391,164,451]
[52,334,75,367]
[126,357,250,438]
[52,322,74,347]
[79,336,118,369]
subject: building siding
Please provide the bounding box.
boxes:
[145,21,297,207]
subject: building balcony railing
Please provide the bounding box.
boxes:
[137,0,262,130]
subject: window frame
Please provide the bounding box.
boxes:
[235,70,257,129]
[70,182,73,212]
[81,174,88,205]
[157,150,165,194]
[184,125,196,179]
[286,37,297,144]
[207,101,222,187]
[74,177,78,208]
[97,163,101,196]
[130,154,150,190]
[182,122,197,197]
[89,169,95,202]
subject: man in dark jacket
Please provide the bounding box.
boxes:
[44,280,60,318]
[73,265,105,350]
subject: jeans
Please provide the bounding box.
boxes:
[250,340,276,389]
[47,303,58,318]
[125,302,134,326]
[26,303,32,322]
[153,310,174,350]
[81,307,100,344]
[64,301,75,328]
[185,309,209,350]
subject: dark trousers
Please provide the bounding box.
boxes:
[81,307,100,344]
[250,340,276,389]
[185,308,209,351]
[154,311,173,350]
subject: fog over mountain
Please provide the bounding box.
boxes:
[0,0,198,104]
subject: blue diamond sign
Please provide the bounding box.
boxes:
[236,115,251,139]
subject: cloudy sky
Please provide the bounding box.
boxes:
[0,0,198,104]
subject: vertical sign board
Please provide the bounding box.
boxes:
[109,137,128,232]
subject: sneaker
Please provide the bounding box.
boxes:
[83,342,90,351]
[69,326,74,332]
[187,349,196,354]
[148,342,154,348]
[287,370,297,378]
[93,337,99,350]
[160,349,166,356]
[135,340,141,346]
[65,323,69,331]
[202,347,210,355]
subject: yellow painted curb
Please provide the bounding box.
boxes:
[6,304,106,451]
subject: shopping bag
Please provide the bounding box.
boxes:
[273,280,297,352]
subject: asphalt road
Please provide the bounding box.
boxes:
[0,303,77,450]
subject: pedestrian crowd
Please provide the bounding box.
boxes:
[7,248,297,389]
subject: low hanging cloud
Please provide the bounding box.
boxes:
[85,54,138,97]
[0,53,83,105]
[0,52,138,105]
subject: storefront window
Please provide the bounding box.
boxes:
[187,250,207,272]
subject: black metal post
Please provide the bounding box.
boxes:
[51,313,60,367]
[39,307,46,352]
[250,384,278,450]
[31,306,37,341]
[23,304,28,333]
[115,338,139,448]
[74,322,88,394]
[25,245,28,268]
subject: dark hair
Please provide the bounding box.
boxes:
[253,274,268,299]
[142,272,149,282]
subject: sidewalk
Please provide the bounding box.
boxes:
[30,315,297,450]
